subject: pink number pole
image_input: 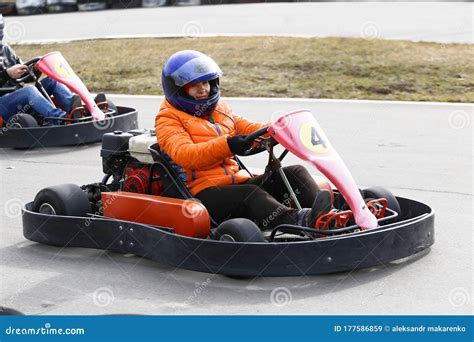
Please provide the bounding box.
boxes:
[268,109,377,230]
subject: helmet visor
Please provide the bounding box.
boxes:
[170,55,222,87]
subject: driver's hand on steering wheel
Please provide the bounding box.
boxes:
[7,64,29,79]
[227,135,253,155]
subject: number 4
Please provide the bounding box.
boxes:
[311,127,327,148]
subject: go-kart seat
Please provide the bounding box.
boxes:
[148,143,194,200]
[147,143,220,227]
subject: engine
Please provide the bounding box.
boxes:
[122,162,162,195]
[101,130,162,195]
[101,131,134,177]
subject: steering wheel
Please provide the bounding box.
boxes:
[239,126,276,156]
[14,57,42,83]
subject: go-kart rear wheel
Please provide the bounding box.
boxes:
[32,184,91,217]
[214,218,266,243]
[7,114,38,128]
[363,186,401,223]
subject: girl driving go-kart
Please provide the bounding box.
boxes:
[155,50,332,230]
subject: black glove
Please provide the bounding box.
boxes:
[227,135,253,155]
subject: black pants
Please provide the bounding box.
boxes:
[195,165,320,229]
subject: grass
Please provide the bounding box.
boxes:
[13,36,474,102]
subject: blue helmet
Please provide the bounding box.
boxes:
[162,50,222,117]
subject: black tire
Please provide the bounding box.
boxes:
[32,184,91,217]
[363,186,401,224]
[107,100,118,116]
[0,307,24,316]
[214,218,266,243]
[338,189,364,211]
[6,114,38,128]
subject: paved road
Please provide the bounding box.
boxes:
[1,96,472,315]
[5,3,473,44]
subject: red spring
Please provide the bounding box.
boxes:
[313,198,388,234]
[64,107,86,125]
[366,198,388,219]
[316,210,354,230]
[97,101,110,113]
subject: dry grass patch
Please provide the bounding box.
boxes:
[13,37,474,102]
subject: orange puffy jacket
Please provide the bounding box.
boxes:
[155,99,267,196]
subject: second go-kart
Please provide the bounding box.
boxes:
[0,52,138,149]
[22,109,434,277]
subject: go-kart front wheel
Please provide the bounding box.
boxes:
[214,218,266,243]
[95,93,117,116]
[32,184,91,217]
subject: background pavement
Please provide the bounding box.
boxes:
[5,2,473,44]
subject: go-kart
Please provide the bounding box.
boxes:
[22,109,434,277]
[0,52,138,149]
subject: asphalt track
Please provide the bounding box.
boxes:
[7,2,473,44]
[1,95,472,315]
